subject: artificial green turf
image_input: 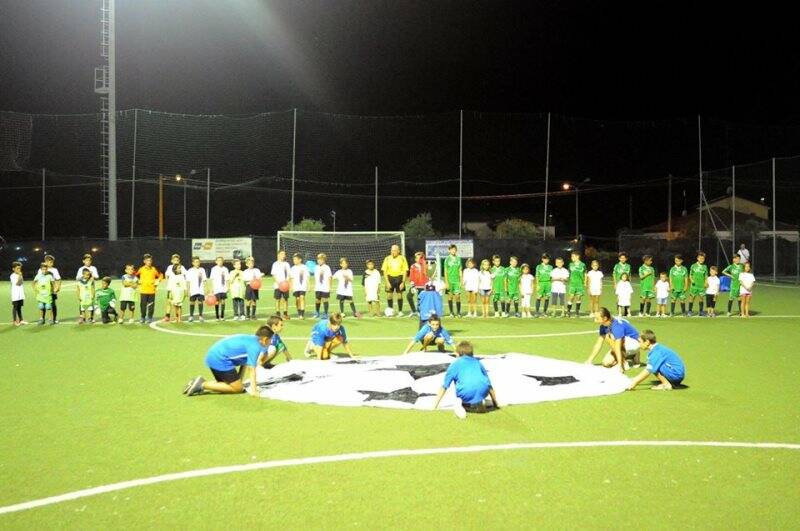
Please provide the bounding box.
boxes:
[1,279,799,528]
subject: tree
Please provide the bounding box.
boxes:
[495,218,540,239]
[283,218,326,231]
[402,212,436,238]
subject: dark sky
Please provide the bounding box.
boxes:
[2,1,800,244]
[2,0,799,120]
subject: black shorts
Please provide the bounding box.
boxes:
[245,286,259,301]
[293,290,306,298]
[214,292,227,301]
[336,294,353,301]
[120,300,135,311]
[705,294,716,308]
[52,292,59,302]
[315,291,330,300]
[210,368,240,383]
[274,289,289,300]
[190,294,205,303]
[386,275,405,293]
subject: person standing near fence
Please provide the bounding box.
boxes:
[382,244,409,317]
[136,254,161,324]
[737,243,750,264]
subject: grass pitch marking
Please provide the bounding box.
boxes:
[147,320,599,340]
[1,440,798,516]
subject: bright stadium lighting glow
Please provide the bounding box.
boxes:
[562,183,571,190]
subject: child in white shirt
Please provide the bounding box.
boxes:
[10,261,26,326]
[549,257,569,317]
[478,259,493,318]
[333,257,358,318]
[228,259,247,320]
[655,272,670,317]
[314,253,333,318]
[271,250,292,319]
[363,259,382,317]
[615,272,633,317]
[462,258,480,318]
[520,263,535,318]
[704,265,720,317]
[209,256,229,321]
[168,264,188,323]
[185,256,208,322]
[738,262,755,318]
[586,259,604,317]
[289,253,310,319]
[242,257,263,320]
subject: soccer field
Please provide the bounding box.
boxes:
[1,278,799,529]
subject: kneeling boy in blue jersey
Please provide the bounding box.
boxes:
[403,314,454,353]
[626,329,686,390]
[185,316,289,397]
[433,341,499,418]
[304,312,356,360]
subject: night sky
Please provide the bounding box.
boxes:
[2,1,800,240]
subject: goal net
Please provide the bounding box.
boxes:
[277,232,405,275]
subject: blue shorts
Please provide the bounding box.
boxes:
[660,372,684,386]
[657,297,668,305]
[38,302,52,310]
[457,383,491,406]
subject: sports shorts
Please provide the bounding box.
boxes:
[670,290,686,301]
[315,290,330,299]
[689,285,705,297]
[190,294,205,303]
[293,290,306,298]
[274,289,289,300]
[214,292,227,301]
[639,289,655,299]
[491,290,507,302]
[245,286,259,301]
[120,300,135,311]
[386,275,405,293]
[210,368,239,384]
[536,282,551,298]
[567,285,585,297]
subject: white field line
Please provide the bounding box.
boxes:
[147,321,600,340]
[0,440,798,516]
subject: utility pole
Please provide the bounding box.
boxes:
[667,174,672,239]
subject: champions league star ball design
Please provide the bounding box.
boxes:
[249,353,630,410]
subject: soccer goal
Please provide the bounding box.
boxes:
[276,231,405,274]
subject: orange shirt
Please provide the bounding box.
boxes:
[136,265,161,295]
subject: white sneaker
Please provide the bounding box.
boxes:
[396,311,404,317]
[304,340,316,358]
[453,403,467,419]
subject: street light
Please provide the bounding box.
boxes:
[330,210,337,233]
[176,173,187,239]
[562,178,591,239]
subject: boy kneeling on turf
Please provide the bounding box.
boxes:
[627,329,685,390]
[403,314,454,354]
[433,341,499,419]
[185,315,289,397]
[304,312,356,360]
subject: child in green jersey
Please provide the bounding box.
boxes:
[444,244,463,318]
[566,251,587,318]
[535,253,553,317]
[613,252,631,289]
[722,254,744,316]
[638,254,655,317]
[76,268,95,324]
[506,256,522,317]
[33,262,54,325]
[95,276,118,324]
[669,254,689,316]
[687,251,709,316]
[490,255,507,317]
[119,264,138,323]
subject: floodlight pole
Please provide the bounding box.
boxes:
[206,167,211,238]
[107,0,117,241]
[697,114,703,250]
[182,177,187,239]
[772,157,776,282]
[731,165,736,258]
[458,110,463,238]
[41,168,45,241]
[130,108,137,239]
[158,175,164,240]
[291,108,297,228]
[543,112,551,241]
[374,166,378,232]
[667,174,672,239]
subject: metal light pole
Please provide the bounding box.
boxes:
[374,166,378,232]
[330,210,337,233]
[177,174,186,239]
[41,168,46,241]
[564,178,590,240]
[158,174,164,239]
[205,167,211,238]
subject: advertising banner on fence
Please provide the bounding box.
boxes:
[425,239,475,258]
[192,237,253,261]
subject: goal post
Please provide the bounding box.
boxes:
[276,231,405,275]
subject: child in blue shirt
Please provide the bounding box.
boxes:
[185,316,290,397]
[304,312,356,360]
[403,314,454,353]
[433,341,499,418]
[627,329,686,390]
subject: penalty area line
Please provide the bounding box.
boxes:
[0,440,798,516]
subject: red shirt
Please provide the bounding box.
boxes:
[409,258,428,287]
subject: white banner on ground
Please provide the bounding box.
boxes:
[425,239,474,258]
[191,237,253,261]
[252,352,629,410]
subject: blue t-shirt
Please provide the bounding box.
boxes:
[414,323,454,345]
[646,343,685,383]
[442,356,492,405]
[418,290,443,322]
[205,334,268,372]
[599,318,640,341]
[310,319,348,347]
